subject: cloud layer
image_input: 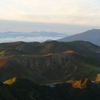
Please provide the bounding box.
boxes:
[0,31,67,43]
[0,0,100,26]
[0,36,61,43]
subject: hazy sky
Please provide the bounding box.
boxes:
[0,0,100,34]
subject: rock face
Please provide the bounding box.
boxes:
[58,29,100,46]
[0,77,100,100]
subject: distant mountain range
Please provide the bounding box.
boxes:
[0,31,67,38]
[1,29,100,44]
[58,29,100,46]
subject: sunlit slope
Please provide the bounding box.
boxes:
[3,77,17,85]
[67,78,88,89]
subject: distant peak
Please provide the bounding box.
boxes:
[91,28,100,30]
[88,29,100,32]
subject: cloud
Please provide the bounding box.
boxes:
[0,31,67,42]
[0,20,96,34]
[0,0,100,26]
[0,36,62,43]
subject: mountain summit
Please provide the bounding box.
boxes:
[58,29,100,46]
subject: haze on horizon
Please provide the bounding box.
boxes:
[0,0,100,35]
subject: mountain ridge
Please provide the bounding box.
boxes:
[0,41,99,83]
[58,29,100,46]
[0,50,100,83]
[0,77,100,100]
[0,41,100,62]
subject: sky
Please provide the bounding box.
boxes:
[0,0,100,35]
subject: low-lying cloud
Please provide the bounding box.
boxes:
[0,31,67,43]
[0,36,63,43]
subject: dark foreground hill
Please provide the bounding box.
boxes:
[58,29,100,46]
[1,77,100,100]
[0,51,100,83]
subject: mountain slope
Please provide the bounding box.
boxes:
[0,41,100,83]
[58,29,100,46]
[0,51,100,83]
